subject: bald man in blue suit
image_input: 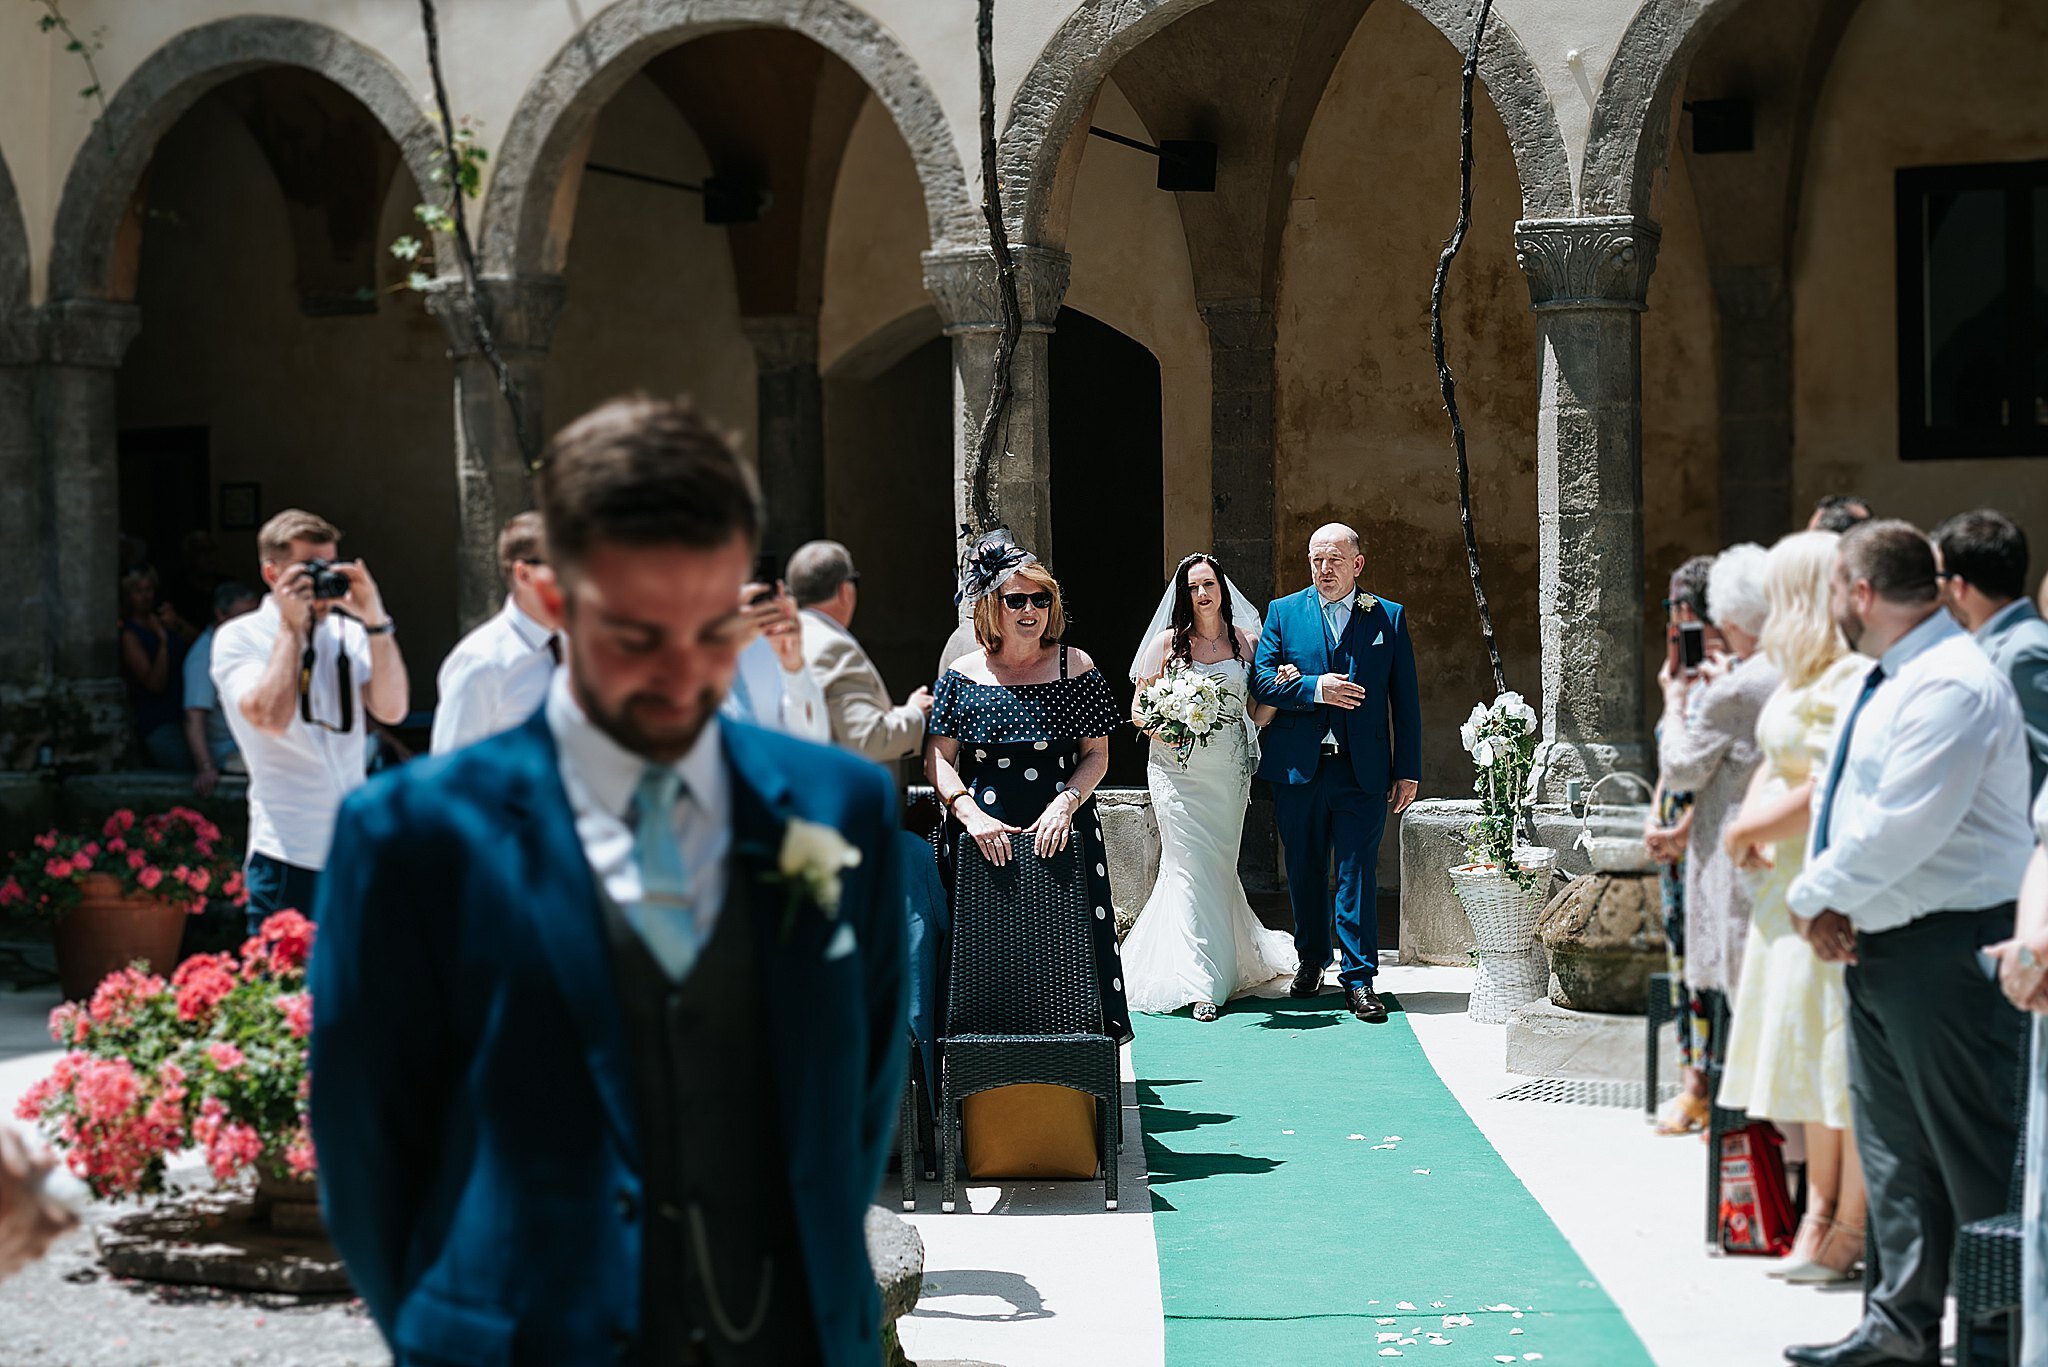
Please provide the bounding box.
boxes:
[1251,523,1422,1023]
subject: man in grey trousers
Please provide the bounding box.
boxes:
[1784,522,2034,1367]
[1934,508,2048,794]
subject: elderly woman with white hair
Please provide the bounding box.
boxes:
[1652,543,1780,1134]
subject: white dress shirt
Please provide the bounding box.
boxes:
[211,596,373,870]
[1787,610,2035,932]
[545,668,730,935]
[723,636,830,741]
[430,598,558,754]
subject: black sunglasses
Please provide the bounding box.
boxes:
[1000,592,1054,611]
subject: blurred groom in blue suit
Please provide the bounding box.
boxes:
[1252,523,1422,1023]
[311,396,906,1366]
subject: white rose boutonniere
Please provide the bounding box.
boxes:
[772,818,863,942]
[1354,591,1378,614]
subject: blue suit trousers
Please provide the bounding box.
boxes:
[1273,755,1386,987]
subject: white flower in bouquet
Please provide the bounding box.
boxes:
[1472,738,1495,767]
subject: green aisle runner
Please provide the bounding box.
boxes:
[1134,996,1655,1367]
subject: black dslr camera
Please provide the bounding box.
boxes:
[302,558,352,601]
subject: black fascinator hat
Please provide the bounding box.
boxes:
[955,529,1038,606]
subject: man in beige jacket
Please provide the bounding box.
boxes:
[789,541,932,763]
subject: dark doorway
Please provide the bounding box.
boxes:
[117,426,211,569]
[1050,308,1165,787]
[823,329,956,704]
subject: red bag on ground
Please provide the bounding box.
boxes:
[1718,1121,1798,1256]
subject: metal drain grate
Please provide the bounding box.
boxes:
[1494,1078,1678,1109]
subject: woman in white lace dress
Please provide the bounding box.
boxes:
[1121,555,1297,1020]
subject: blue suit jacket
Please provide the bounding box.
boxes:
[1250,587,1422,791]
[309,711,907,1367]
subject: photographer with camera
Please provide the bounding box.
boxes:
[212,509,410,933]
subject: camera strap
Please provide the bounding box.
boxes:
[297,629,356,734]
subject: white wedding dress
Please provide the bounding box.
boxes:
[1122,657,1297,1012]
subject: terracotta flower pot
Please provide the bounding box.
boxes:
[51,873,188,1001]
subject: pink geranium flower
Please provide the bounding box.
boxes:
[43,857,70,880]
[137,866,163,891]
[273,993,314,1040]
[206,1042,245,1072]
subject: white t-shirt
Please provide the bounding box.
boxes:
[211,597,374,870]
[430,598,558,754]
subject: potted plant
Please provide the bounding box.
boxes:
[0,808,248,1000]
[14,911,319,1226]
[1450,692,1556,1024]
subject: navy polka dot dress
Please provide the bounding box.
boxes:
[930,646,1132,1045]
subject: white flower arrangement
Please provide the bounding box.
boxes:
[1135,664,1243,763]
[1458,690,1542,889]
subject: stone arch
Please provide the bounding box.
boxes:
[480,0,977,277]
[1580,0,1755,216]
[0,149,27,322]
[1000,0,1575,247]
[46,16,442,302]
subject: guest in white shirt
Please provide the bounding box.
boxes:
[431,512,563,753]
[212,509,410,935]
[723,578,828,741]
[182,581,260,797]
[1784,520,2032,1367]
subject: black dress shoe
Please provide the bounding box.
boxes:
[1784,1323,1936,1367]
[1347,985,1389,1022]
[1288,964,1324,997]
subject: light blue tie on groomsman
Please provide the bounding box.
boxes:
[628,764,700,980]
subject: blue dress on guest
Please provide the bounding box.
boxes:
[930,647,1132,1044]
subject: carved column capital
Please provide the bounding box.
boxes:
[739,314,821,371]
[425,273,567,358]
[38,299,141,368]
[921,245,1071,335]
[1513,217,1660,313]
[1196,295,1274,350]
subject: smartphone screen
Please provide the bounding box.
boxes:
[1679,621,1706,671]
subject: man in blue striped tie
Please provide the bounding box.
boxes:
[312,395,907,1367]
[1782,521,2032,1367]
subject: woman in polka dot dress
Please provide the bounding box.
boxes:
[925,551,1133,1044]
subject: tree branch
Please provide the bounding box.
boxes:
[417,0,539,467]
[968,0,1023,538]
[1430,0,1506,697]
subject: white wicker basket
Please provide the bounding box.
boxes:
[1450,846,1557,1024]
[1575,771,1658,875]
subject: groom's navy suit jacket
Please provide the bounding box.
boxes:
[1251,587,1422,791]
[309,710,906,1367]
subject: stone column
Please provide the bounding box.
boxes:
[921,246,1071,564]
[427,274,566,632]
[0,309,40,685]
[1712,264,1794,546]
[1198,297,1277,609]
[741,314,824,564]
[1513,217,1661,787]
[38,299,142,681]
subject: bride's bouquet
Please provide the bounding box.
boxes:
[1135,665,1243,763]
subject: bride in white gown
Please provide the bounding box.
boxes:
[1122,555,1298,1020]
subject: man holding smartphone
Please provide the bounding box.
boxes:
[722,563,829,741]
[213,509,410,933]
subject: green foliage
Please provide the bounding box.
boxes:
[31,2,111,154]
[390,115,489,291]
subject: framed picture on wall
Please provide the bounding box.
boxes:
[219,482,261,531]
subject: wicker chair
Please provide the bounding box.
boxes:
[939,831,1120,1213]
[1646,970,1678,1116]
[1955,1046,2032,1367]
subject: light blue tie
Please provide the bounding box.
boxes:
[628,765,700,980]
[1323,600,1343,647]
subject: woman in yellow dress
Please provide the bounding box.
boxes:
[1718,530,1870,1282]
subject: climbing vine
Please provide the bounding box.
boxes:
[966,0,1023,541]
[32,0,113,156]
